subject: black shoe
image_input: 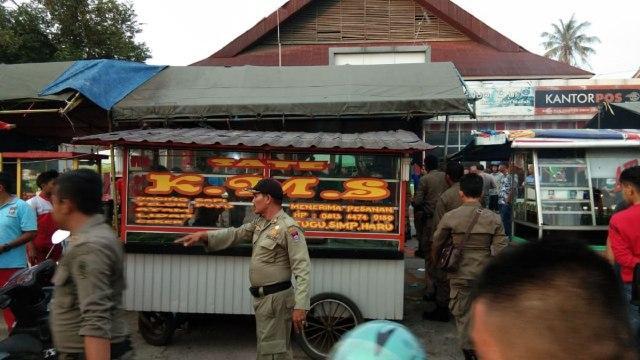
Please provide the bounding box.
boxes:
[414,249,425,259]
[422,306,451,322]
[462,349,478,360]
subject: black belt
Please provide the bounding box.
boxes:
[249,280,292,298]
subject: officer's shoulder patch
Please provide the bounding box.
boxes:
[288,226,301,242]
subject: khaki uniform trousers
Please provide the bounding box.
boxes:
[449,280,473,350]
[253,287,295,360]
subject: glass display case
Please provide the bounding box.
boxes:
[513,147,640,245]
[537,149,594,227]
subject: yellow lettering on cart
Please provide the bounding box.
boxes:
[207,158,236,167]
[225,174,263,197]
[145,173,203,196]
[282,177,319,199]
[234,159,264,168]
[265,160,298,170]
[203,186,225,196]
[297,161,328,171]
[341,178,390,201]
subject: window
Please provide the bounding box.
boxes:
[125,149,403,251]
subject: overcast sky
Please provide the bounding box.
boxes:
[131,0,640,78]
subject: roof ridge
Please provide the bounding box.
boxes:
[197,0,525,64]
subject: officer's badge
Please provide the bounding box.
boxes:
[289,227,300,242]
[270,225,280,238]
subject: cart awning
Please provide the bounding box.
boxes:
[450,129,640,160]
[112,63,472,121]
[73,128,433,152]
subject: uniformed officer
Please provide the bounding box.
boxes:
[413,155,449,259]
[431,174,508,360]
[176,178,310,360]
[423,161,464,322]
[50,169,131,360]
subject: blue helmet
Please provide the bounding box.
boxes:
[329,320,427,360]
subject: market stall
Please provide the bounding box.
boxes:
[452,129,640,248]
[74,62,473,359]
[0,151,106,199]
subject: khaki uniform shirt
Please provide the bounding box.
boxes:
[413,170,449,218]
[50,215,127,353]
[207,209,311,310]
[433,182,462,231]
[432,203,508,282]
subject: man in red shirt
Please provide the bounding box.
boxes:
[26,169,61,264]
[609,165,640,339]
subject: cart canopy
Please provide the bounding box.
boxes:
[450,129,640,161]
[111,63,472,121]
[73,128,433,152]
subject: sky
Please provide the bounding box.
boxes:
[131,0,640,78]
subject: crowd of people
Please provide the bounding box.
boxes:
[410,156,640,359]
[0,160,639,359]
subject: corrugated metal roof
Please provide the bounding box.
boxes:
[73,128,433,151]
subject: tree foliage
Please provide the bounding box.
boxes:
[541,14,600,68]
[0,0,150,63]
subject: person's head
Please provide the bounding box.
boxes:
[471,240,636,360]
[0,171,13,196]
[469,164,479,174]
[459,173,483,202]
[446,161,465,184]
[329,320,427,360]
[619,166,640,205]
[424,155,439,172]
[51,169,103,230]
[248,178,284,216]
[36,169,59,196]
[477,164,485,172]
[498,163,508,174]
[491,165,498,173]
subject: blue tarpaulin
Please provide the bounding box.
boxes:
[532,129,626,140]
[39,60,165,110]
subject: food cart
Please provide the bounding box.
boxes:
[74,128,425,358]
[453,129,640,249]
[0,151,106,200]
[72,62,473,359]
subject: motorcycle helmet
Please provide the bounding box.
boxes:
[328,320,427,360]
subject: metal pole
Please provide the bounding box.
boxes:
[422,118,427,162]
[110,145,119,232]
[0,153,3,172]
[443,115,450,163]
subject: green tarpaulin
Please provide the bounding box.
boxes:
[0,61,73,102]
[113,62,472,121]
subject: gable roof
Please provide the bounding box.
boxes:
[194,0,593,79]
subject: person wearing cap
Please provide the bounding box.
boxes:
[176,178,311,360]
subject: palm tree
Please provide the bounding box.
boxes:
[541,14,600,68]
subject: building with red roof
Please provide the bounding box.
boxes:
[193,0,640,157]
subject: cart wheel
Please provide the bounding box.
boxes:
[138,311,176,346]
[295,293,364,360]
